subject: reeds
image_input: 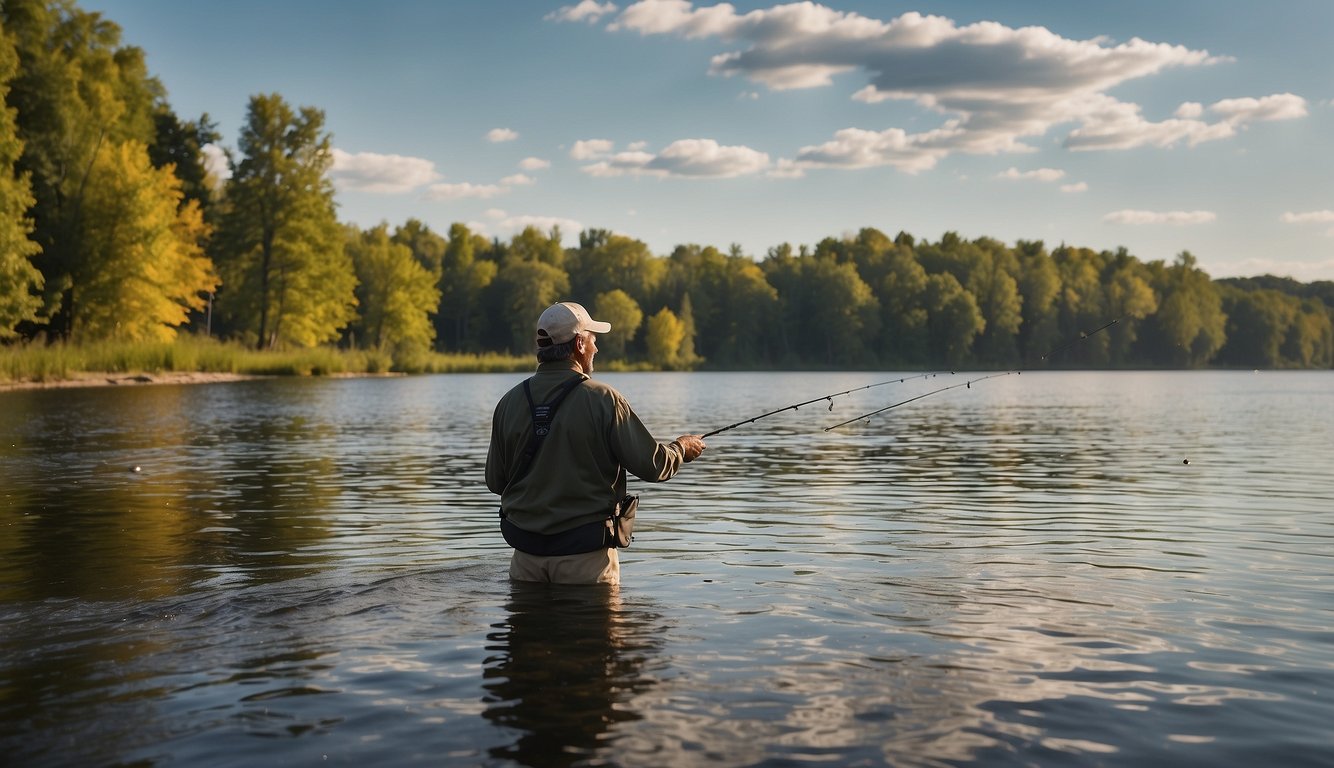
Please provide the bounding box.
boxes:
[0,336,532,383]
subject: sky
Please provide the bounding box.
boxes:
[83,0,1334,281]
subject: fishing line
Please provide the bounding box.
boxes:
[823,371,1018,431]
[700,372,945,438]
[1038,317,1121,362]
[823,317,1122,431]
[699,317,1121,438]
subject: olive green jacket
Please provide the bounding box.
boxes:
[485,360,688,535]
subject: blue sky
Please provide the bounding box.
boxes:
[85,0,1334,280]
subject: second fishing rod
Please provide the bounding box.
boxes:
[699,318,1120,438]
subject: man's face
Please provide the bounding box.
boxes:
[575,332,598,373]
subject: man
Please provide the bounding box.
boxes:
[485,301,706,586]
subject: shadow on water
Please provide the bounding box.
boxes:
[482,581,665,767]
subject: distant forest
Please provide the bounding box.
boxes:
[3,0,1331,370]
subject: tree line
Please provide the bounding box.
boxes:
[3,0,1332,370]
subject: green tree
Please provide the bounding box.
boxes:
[924,271,984,367]
[593,289,642,358]
[149,108,219,213]
[492,252,569,353]
[508,225,564,267]
[567,229,664,306]
[0,23,43,339]
[1217,286,1293,367]
[212,93,354,348]
[1280,299,1333,368]
[1012,240,1060,363]
[4,0,162,334]
[436,222,496,351]
[392,217,446,278]
[1050,246,1113,365]
[347,223,439,356]
[1139,252,1226,367]
[70,139,216,341]
[645,306,685,369]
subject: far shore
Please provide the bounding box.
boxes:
[0,371,267,392]
[0,370,414,392]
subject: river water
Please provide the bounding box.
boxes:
[1,371,1331,767]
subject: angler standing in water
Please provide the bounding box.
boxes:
[485,301,707,586]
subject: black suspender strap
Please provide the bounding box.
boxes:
[505,374,585,492]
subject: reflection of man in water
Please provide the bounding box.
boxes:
[486,301,705,586]
[482,583,660,765]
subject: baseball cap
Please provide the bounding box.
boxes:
[536,302,612,347]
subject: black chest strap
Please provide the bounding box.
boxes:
[506,375,585,491]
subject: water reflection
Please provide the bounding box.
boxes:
[2,372,1332,767]
[483,583,663,766]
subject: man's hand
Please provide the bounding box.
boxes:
[674,435,706,462]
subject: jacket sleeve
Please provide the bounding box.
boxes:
[607,390,685,483]
[484,404,509,495]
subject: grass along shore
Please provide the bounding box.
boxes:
[0,337,534,389]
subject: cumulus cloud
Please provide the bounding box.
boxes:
[1066,93,1307,150]
[468,214,585,242]
[487,127,519,143]
[998,167,1065,182]
[425,182,507,200]
[547,0,618,24]
[501,173,536,186]
[202,143,231,182]
[1282,210,1334,236]
[518,156,551,171]
[330,148,440,193]
[570,139,616,160]
[1279,210,1334,224]
[603,2,1306,172]
[578,138,770,178]
[1103,209,1216,225]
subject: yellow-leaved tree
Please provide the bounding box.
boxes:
[71,139,216,342]
[645,306,685,370]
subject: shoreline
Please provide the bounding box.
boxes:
[0,371,271,392]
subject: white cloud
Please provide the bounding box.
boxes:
[1067,92,1307,150]
[501,173,536,186]
[570,138,616,160]
[487,127,519,143]
[202,143,231,181]
[546,0,618,24]
[580,138,770,178]
[425,182,507,200]
[518,156,551,171]
[1103,209,1216,225]
[1209,256,1334,281]
[1281,210,1334,224]
[998,167,1065,182]
[1061,182,1089,193]
[1210,93,1307,123]
[1175,102,1204,119]
[469,214,586,242]
[329,148,440,193]
[604,2,1305,172]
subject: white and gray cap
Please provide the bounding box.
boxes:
[536,302,611,347]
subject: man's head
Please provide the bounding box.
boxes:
[536,302,611,371]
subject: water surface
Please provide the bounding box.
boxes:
[2,371,1332,766]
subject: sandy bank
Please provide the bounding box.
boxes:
[0,371,268,392]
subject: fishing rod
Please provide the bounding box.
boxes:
[700,372,946,438]
[823,371,1018,431]
[823,317,1122,430]
[1039,317,1120,362]
[700,317,1122,438]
